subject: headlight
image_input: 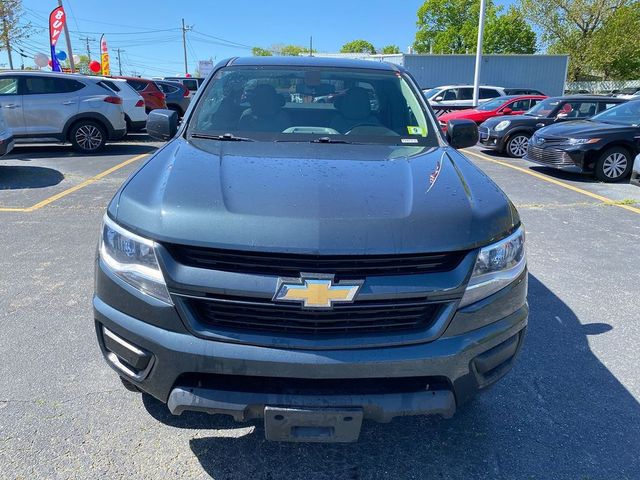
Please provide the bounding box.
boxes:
[99,214,172,304]
[564,137,601,145]
[494,120,511,131]
[459,227,526,307]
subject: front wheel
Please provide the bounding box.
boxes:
[69,120,106,153]
[595,147,632,182]
[506,134,530,158]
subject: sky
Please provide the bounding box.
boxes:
[3,0,513,77]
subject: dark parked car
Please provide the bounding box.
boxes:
[479,96,626,158]
[94,57,527,443]
[631,153,640,187]
[525,99,640,182]
[503,88,545,96]
[155,80,190,117]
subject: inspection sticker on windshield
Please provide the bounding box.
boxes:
[407,126,426,136]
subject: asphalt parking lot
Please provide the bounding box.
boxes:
[1,137,639,479]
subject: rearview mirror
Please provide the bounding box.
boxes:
[434,95,444,102]
[502,107,513,115]
[447,119,479,149]
[146,109,178,141]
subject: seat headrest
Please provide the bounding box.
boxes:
[250,84,285,117]
[335,87,372,120]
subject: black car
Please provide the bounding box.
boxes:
[479,96,626,158]
[524,100,640,182]
[94,57,528,443]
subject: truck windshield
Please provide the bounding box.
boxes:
[188,66,437,146]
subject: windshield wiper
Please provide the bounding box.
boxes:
[190,132,255,142]
[310,137,352,144]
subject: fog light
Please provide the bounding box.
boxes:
[102,327,154,380]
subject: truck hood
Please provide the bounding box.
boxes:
[112,138,519,254]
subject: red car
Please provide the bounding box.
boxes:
[438,95,547,132]
[113,76,167,113]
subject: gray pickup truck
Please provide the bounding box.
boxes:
[94,56,528,443]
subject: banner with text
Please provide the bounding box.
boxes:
[49,6,66,72]
[100,35,110,76]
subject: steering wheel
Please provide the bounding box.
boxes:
[344,123,380,135]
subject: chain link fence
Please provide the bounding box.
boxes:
[565,80,640,94]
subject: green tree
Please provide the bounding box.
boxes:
[519,0,632,80]
[484,6,536,54]
[588,3,640,79]
[381,45,401,54]
[64,54,90,74]
[0,0,33,69]
[252,46,272,56]
[413,0,536,54]
[279,45,309,56]
[340,39,376,54]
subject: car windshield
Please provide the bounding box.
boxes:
[477,97,508,111]
[188,66,436,146]
[422,88,441,98]
[591,100,640,126]
[525,98,560,117]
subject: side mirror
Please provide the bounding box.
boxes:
[434,95,444,102]
[447,119,479,149]
[502,107,513,115]
[146,109,178,141]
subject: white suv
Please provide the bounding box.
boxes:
[0,71,126,153]
[423,85,506,107]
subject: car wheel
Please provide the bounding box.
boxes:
[595,147,632,182]
[120,377,141,393]
[506,134,530,158]
[70,120,106,153]
[167,104,183,118]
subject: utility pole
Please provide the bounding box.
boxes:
[115,48,124,76]
[309,36,313,56]
[58,0,75,72]
[181,18,192,75]
[1,11,13,69]
[79,35,96,59]
[472,0,487,107]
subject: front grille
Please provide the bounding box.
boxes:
[525,145,574,166]
[479,126,490,140]
[184,295,443,335]
[164,245,467,279]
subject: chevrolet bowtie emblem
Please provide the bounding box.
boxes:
[274,275,363,309]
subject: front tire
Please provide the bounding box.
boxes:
[595,147,632,182]
[69,120,106,153]
[506,134,530,158]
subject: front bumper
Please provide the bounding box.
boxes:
[94,259,528,430]
[478,127,506,151]
[524,143,598,173]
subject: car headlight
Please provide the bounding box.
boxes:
[99,214,172,304]
[494,120,511,132]
[459,227,526,307]
[564,137,601,145]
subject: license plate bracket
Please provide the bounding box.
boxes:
[264,406,363,443]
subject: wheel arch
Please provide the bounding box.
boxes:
[63,113,113,142]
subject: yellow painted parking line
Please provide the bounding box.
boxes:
[0,153,147,213]
[463,149,640,215]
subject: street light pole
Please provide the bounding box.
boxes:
[472,0,486,107]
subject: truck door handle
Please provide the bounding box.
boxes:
[62,101,76,105]
[535,123,545,127]
[4,104,19,109]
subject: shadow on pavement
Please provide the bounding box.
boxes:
[142,274,640,479]
[4,142,158,159]
[0,165,64,190]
